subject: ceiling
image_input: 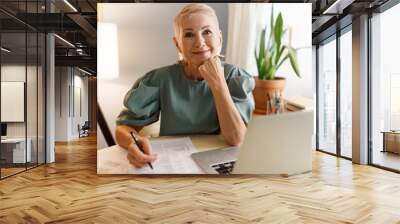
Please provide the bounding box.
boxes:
[0,0,394,75]
[313,0,390,43]
[0,0,97,74]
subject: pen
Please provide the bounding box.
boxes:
[130,131,153,169]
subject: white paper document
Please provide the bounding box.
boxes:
[97,137,204,174]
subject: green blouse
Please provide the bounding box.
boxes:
[116,62,255,136]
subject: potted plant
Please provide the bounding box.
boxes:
[253,8,301,114]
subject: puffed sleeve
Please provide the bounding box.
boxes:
[227,67,255,124]
[116,71,160,127]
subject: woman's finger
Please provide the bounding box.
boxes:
[127,154,146,168]
[131,154,148,167]
[127,142,156,164]
[198,64,206,72]
[139,137,157,161]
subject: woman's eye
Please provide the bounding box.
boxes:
[184,32,194,38]
[203,30,212,36]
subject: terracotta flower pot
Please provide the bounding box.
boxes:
[252,77,286,114]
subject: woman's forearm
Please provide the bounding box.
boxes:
[210,82,246,146]
[197,57,246,145]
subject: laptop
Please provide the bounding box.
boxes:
[191,111,314,175]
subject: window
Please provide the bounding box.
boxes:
[340,28,352,158]
[317,36,337,155]
[371,2,400,171]
[0,1,46,179]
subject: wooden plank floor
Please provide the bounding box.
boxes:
[1,167,26,178]
[1,135,400,223]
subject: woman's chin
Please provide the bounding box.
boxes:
[186,55,212,67]
[195,56,211,65]
[193,52,211,61]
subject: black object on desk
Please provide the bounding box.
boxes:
[1,123,7,137]
[130,132,153,169]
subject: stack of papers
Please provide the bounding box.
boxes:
[97,137,204,174]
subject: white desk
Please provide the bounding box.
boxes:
[98,133,313,175]
[97,135,228,174]
[1,138,32,163]
[98,97,314,175]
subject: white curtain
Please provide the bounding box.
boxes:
[225,4,267,76]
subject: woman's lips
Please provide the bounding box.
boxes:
[192,50,210,55]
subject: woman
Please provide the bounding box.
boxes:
[115,3,255,168]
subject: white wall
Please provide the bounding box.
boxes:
[55,67,69,141]
[1,65,37,137]
[97,3,228,149]
[54,67,89,141]
[1,64,46,163]
[1,66,26,130]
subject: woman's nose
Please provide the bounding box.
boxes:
[194,34,206,48]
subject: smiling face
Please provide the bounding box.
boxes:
[174,12,222,67]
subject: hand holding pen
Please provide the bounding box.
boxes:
[126,131,156,169]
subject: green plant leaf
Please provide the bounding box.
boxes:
[267,45,272,67]
[266,28,272,50]
[266,54,275,79]
[276,56,288,71]
[260,53,269,80]
[274,13,283,51]
[275,29,287,63]
[254,5,301,80]
[259,28,266,63]
[269,67,276,80]
[275,45,285,65]
[265,65,271,80]
[276,45,287,69]
[259,57,266,80]
[255,28,267,79]
[271,44,278,68]
[255,50,261,76]
[270,6,274,37]
[288,47,301,78]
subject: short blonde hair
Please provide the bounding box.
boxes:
[173,3,219,40]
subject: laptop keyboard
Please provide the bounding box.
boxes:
[211,161,236,175]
